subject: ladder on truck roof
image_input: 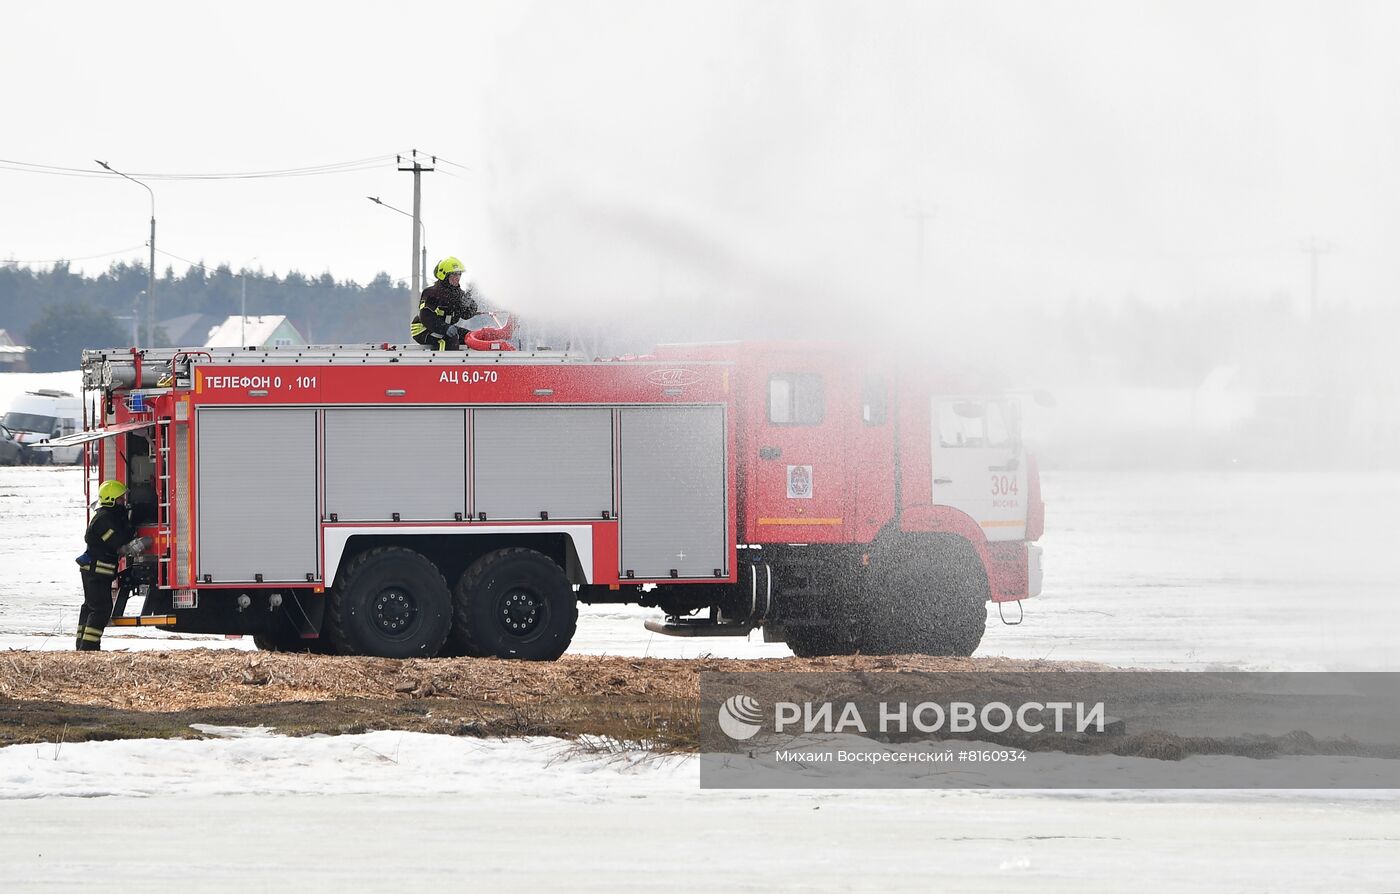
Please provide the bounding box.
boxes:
[82,344,598,369]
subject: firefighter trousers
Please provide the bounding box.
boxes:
[412,330,462,351]
[76,571,116,651]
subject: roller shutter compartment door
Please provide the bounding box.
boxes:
[473,408,613,520]
[197,408,317,583]
[619,407,727,579]
[325,408,465,521]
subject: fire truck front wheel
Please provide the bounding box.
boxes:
[783,622,861,658]
[865,536,988,656]
[447,548,578,661]
[327,547,453,658]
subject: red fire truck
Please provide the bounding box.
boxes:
[54,341,1044,659]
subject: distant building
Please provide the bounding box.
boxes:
[159,313,224,348]
[204,315,307,349]
[0,329,29,371]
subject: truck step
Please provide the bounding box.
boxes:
[643,618,754,638]
[108,616,177,627]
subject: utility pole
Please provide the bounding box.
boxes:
[96,160,156,346]
[398,150,435,313]
[1301,237,1333,321]
[908,205,936,299]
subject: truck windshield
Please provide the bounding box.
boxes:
[937,400,1017,448]
[2,412,56,434]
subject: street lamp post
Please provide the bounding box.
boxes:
[96,160,155,347]
[240,257,259,348]
[116,292,143,346]
[367,196,427,297]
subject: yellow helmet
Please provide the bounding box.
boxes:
[98,480,128,507]
[434,257,465,281]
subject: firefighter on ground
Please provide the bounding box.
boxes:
[410,256,479,350]
[75,480,150,651]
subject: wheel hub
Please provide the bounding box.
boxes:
[373,588,418,635]
[500,589,543,636]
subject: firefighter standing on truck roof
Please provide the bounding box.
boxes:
[74,480,150,651]
[410,256,479,350]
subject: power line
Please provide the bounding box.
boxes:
[0,159,109,178]
[152,248,344,282]
[2,244,148,265]
[431,154,472,171]
[0,154,400,181]
[395,150,468,179]
[151,249,276,280]
[154,248,222,272]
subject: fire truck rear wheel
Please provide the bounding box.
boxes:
[328,547,452,658]
[448,548,578,661]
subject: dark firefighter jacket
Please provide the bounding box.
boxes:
[80,505,136,578]
[411,281,479,340]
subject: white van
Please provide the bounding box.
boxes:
[2,389,84,464]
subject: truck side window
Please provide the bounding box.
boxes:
[862,375,886,425]
[768,374,824,425]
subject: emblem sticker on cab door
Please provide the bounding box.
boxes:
[787,465,813,499]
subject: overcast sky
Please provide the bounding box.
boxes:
[3,0,1397,329]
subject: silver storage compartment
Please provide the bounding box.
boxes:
[197,408,317,583]
[325,408,465,520]
[473,408,613,520]
[619,407,727,579]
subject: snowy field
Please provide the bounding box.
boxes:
[3,389,1400,889]
[2,731,1399,893]
[2,464,1397,670]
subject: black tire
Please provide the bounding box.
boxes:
[327,547,452,658]
[256,638,336,654]
[446,548,577,661]
[253,627,334,654]
[783,622,860,658]
[863,536,989,656]
[253,630,302,652]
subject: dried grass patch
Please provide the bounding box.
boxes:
[0,649,1094,712]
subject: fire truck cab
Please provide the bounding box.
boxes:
[56,341,1044,659]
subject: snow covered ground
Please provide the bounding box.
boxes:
[1,731,1398,892]
[3,464,1397,670]
[2,393,1399,889]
